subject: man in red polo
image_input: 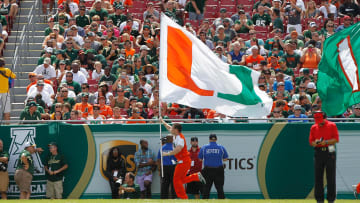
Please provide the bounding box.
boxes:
[309,111,339,203]
[186,137,203,199]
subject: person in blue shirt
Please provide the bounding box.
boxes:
[198,134,229,199]
[157,136,177,199]
[288,105,309,122]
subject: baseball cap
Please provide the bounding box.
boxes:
[277,82,285,86]
[209,134,217,140]
[81,92,89,97]
[58,4,64,10]
[95,0,101,3]
[123,25,131,31]
[45,47,53,53]
[307,82,316,89]
[354,103,360,109]
[37,80,45,86]
[118,55,125,60]
[294,105,302,110]
[344,15,351,20]
[140,45,150,51]
[250,45,259,50]
[215,45,223,50]
[48,142,58,147]
[27,101,37,107]
[53,24,60,30]
[260,60,267,66]
[70,24,77,29]
[291,30,298,36]
[309,22,316,27]
[220,8,227,13]
[98,96,106,100]
[43,57,51,65]
[28,72,37,77]
[59,60,66,64]
[288,101,295,106]
[278,58,286,63]
[313,69,318,75]
[24,142,36,148]
[217,25,225,30]
[143,25,150,30]
[87,32,95,37]
[190,137,198,141]
[99,81,107,87]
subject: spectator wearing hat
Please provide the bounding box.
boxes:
[89,0,108,21]
[111,55,126,76]
[319,0,337,19]
[222,18,236,40]
[300,44,321,70]
[75,6,91,28]
[268,55,280,70]
[136,25,153,48]
[199,134,228,199]
[303,22,317,42]
[95,81,114,105]
[134,45,151,66]
[26,73,39,93]
[26,80,53,107]
[76,83,95,103]
[33,57,56,81]
[252,5,272,27]
[157,136,177,199]
[273,73,294,93]
[28,75,55,98]
[44,142,68,199]
[349,103,360,122]
[88,105,106,124]
[109,5,127,27]
[273,82,291,102]
[278,58,294,78]
[335,15,353,32]
[291,83,311,102]
[253,0,272,11]
[184,22,196,35]
[285,31,304,50]
[73,92,93,118]
[234,10,254,34]
[186,137,203,199]
[306,82,317,98]
[64,25,84,46]
[187,0,206,21]
[245,29,265,49]
[38,47,57,65]
[339,0,359,17]
[288,105,308,122]
[282,42,301,70]
[295,68,314,86]
[14,142,43,199]
[44,18,64,36]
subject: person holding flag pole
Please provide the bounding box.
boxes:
[159,118,206,199]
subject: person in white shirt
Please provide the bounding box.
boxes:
[92,61,104,81]
[66,0,79,15]
[25,80,53,107]
[119,18,140,32]
[319,0,337,18]
[87,105,105,124]
[65,25,84,46]
[62,62,87,84]
[33,57,56,81]
[28,76,55,97]
[139,76,152,95]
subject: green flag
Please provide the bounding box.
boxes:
[317,23,360,116]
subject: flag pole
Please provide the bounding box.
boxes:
[159,88,164,178]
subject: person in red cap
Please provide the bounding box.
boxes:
[309,111,339,203]
[160,118,206,199]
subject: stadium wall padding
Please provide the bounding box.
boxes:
[1,122,359,199]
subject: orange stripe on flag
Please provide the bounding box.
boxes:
[167,26,214,96]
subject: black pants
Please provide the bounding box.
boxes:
[109,180,119,199]
[160,165,176,199]
[202,166,225,199]
[314,148,336,202]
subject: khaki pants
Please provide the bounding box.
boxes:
[0,171,9,192]
[14,169,32,193]
[46,180,63,199]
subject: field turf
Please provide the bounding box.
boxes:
[1,200,358,203]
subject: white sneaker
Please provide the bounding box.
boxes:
[198,172,206,184]
[353,185,358,199]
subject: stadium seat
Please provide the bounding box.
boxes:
[221,5,237,13]
[88,79,97,85]
[206,0,219,6]
[254,26,268,33]
[255,33,267,40]
[238,0,255,5]
[221,0,237,5]
[238,33,250,40]
[89,85,98,93]
[243,5,253,13]
[84,0,94,8]
[204,12,217,18]
[205,5,218,14]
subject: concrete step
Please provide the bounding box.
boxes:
[4,56,39,64]
[10,78,31,86]
[12,94,27,103]
[12,87,27,95]
[10,108,23,118]
[4,42,43,50]
[3,49,43,57]
[17,15,43,23]
[18,7,43,15]
[5,64,37,72]
[12,102,25,110]
[18,0,37,8]
[8,35,46,43]
[17,22,48,30]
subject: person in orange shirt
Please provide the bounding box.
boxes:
[73,93,93,118]
[126,107,146,124]
[159,119,206,199]
[108,106,124,124]
[300,44,321,69]
[245,46,265,68]
[98,96,113,119]
[202,109,216,119]
[124,40,135,58]
[267,56,280,70]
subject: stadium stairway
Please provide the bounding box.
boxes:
[5,0,45,120]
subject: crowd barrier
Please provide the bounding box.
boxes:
[1,122,359,199]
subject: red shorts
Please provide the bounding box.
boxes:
[42,0,50,4]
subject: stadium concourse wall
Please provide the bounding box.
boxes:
[1,123,359,199]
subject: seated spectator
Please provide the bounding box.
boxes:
[306,82,317,97]
[245,46,265,68]
[273,73,294,93]
[65,18,86,37]
[253,0,272,11]
[108,106,125,123]
[109,5,126,27]
[1,0,18,18]
[28,75,55,97]
[335,15,353,32]
[213,8,233,29]
[88,105,106,124]
[99,67,117,85]
[98,96,113,119]
[126,107,146,124]
[227,41,245,65]
[288,105,308,122]
[267,55,280,70]
[73,92,93,118]
[61,71,81,95]
[234,10,254,34]
[65,25,84,46]
[197,20,215,40]
[282,42,301,70]
[273,98,289,117]
[89,0,109,21]
[319,0,337,18]
[214,45,227,63]
[124,40,136,59]
[269,107,286,122]
[292,83,311,101]
[300,44,321,69]
[20,101,41,122]
[223,18,236,41]
[252,5,272,27]
[198,31,214,50]
[303,22,317,42]
[299,95,312,113]
[339,0,359,17]
[53,110,63,120]
[38,47,56,65]
[285,31,304,50]
[136,87,149,108]
[304,0,319,18]
[75,5,91,28]
[273,83,291,102]
[62,62,87,85]
[26,80,53,108]
[232,5,251,22]
[184,22,196,35]
[136,102,148,119]
[33,58,56,81]
[119,172,140,199]
[50,103,63,119]
[119,16,140,34]
[75,83,96,104]
[52,86,76,110]
[111,55,126,76]
[295,68,313,85]
[278,58,294,78]
[349,103,360,121]
[134,45,151,66]
[95,82,114,105]
[271,8,283,33]
[45,17,65,36]
[92,61,104,81]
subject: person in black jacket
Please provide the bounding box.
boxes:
[105,147,126,199]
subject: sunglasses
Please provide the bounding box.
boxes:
[191,138,198,141]
[327,25,334,27]
[299,86,306,88]
[82,87,88,89]
[273,111,280,113]
[80,9,86,11]
[61,91,68,92]
[66,75,73,77]
[56,106,62,108]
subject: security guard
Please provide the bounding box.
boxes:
[309,111,339,203]
[199,134,228,199]
[157,136,177,199]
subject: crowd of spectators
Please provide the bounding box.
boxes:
[19,0,360,123]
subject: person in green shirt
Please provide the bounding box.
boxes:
[44,142,68,199]
[111,55,126,76]
[234,11,254,33]
[14,142,43,199]
[348,104,360,122]
[109,5,127,27]
[38,47,57,65]
[0,139,9,199]
[62,72,82,95]
[252,5,272,26]
[278,58,294,77]
[271,9,284,33]
[282,42,301,69]
[75,6,91,28]
[89,0,109,21]
[120,172,140,199]
[135,88,150,108]
[64,40,80,62]
[187,0,206,21]
[20,102,41,123]
[253,0,272,11]
[285,31,304,50]
[99,67,117,85]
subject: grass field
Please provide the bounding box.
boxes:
[1,200,359,203]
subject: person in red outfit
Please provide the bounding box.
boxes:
[186,137,203,199]
[160,118,206,199]
[309,111,339,203]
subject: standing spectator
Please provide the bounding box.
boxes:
[271,8,284,33]
[339,0,359,17]
[14,142,43,199]
[105,147,126,199]
[75,6,91,28]
[33,57,56,81]
[119,172,140,199]
[160,120,206,199]
[143,2,159,21]
[309,111,339,203]
[134,140,156,199]
[304,0,319,18]
[282,0,304,33]
[187,0,206,22]
[288,105,308,122]
[319,0,337,18]
[44,142,68,199]
[199,134,229,199]
[0,139,9,199]
[89,0,109,21]
[282,42,301,70]
[186,137,202,199]
[0,58,16,121]
[157,136,177,199]
[252,5,272,26]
